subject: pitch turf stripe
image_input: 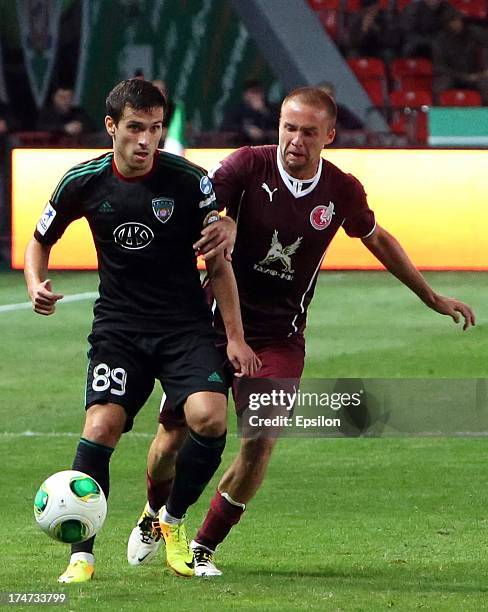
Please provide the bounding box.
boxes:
[0,291,98,313]
[51,155,113,203]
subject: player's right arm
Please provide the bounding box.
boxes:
[24,238,64,315]
[23,160,88,315]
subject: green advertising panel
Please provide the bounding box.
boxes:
[429,107,488,147]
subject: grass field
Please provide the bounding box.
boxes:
[1,270,487,611]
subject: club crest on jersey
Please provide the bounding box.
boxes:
[199,175,213,195]
[255,230,302,280]
[113,222,154,250]
[310,202,335,230]
[152,198,174,224]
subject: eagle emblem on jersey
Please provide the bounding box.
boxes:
[152,198,174,224]
[259,230,302,274]
[310,202,335,230]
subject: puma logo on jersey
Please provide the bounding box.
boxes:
[261,183,278,202]
[259,230,302,273]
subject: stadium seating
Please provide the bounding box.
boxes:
[314,0,341,40]
[439,89,482,106]
[347,57,388,106]
[389,89,432,144]
[450,0,487,20]
[390,58,433,93]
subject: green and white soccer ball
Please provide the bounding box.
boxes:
[34,470,107,543]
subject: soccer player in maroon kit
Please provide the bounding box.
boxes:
[127,87,475,575]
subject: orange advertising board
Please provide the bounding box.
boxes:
[11,148,488,270]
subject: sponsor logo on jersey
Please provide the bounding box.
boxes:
[310,202,335,230]
[199,192,217,209]
[261,182,278,202]
[36,202,56,236]
[152,198,174,224]
[199,175,213,195]
[208,371,223,383]
[113,222,154,250]
[97,200,114,214]
[255,230,302,280]
[203,210,220,227]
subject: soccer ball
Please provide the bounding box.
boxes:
[34,470,107,544]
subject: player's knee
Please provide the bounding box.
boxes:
[190,412,226,437]
[184,393,227,437]
[83,404,126,447]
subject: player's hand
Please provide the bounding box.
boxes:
[429,294,476,331]
[194,216,236,262]
[226,338,262,377]
[30,279,64,316]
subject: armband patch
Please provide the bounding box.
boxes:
[203,210,220,227]
[36,203,57,236]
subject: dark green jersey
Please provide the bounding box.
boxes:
[34,151,220,332]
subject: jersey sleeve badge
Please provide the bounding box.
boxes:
[36,202,57,236]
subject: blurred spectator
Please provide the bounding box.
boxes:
[0,100,19,139]
[433,12,488,104]
[318,82,364,131]
[222,79,277,145]
[348,0,402,63]
[133,69,145,80]
[401,0,456,59]
[37,86,95,137]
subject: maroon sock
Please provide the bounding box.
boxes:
[146,471,173,514]
[195,490,245,551]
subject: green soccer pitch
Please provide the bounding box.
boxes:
[1,270,487,611]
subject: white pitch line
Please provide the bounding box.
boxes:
[0,291,98,313]
[0,431,153,438]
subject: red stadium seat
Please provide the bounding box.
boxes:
[348,57,388,106]
[396,0,413,10]
[390,58,433,93]
[389,89,432,144]
[316,7,341,39]
[450,0,487,20]
[307,0,338,8]
[439,89,482,106]
[344,0,361,11]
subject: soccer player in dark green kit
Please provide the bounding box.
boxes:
[24,79,260,582]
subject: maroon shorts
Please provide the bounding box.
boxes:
[158,334,305,428]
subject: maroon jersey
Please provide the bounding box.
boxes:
[211,145,375,341]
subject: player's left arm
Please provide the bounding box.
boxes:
[362,224,476,330]
[206,254,261,376]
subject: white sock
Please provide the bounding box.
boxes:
[161,506,182,525]
[220,491,246,510]
[70,552,94,565]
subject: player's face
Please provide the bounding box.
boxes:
[279,99,335,180]
[105,105,164,177]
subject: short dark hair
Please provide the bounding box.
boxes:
[106,79,167,124]
[282,86,337,125]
